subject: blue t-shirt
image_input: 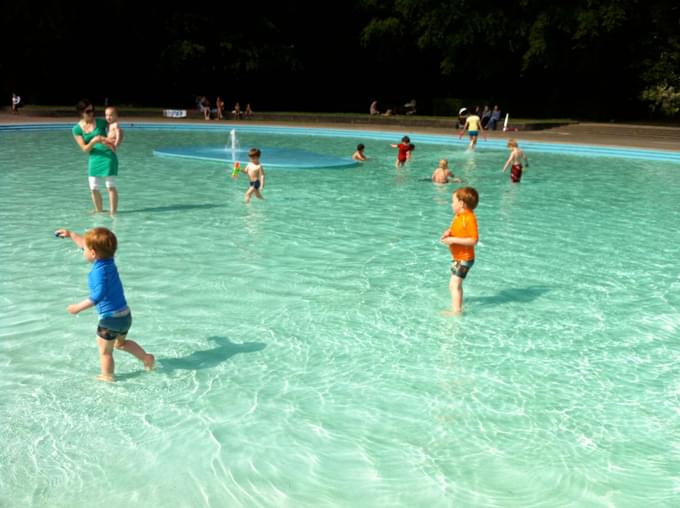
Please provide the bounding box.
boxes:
[88,258,128,317]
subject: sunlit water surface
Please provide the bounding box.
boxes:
[1,127,679,507]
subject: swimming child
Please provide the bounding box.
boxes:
[104,106,123,151]
[352,143,367,161]
[234,147,265,203]
[390,136,414,168]
[459,112,485,150]
[431,159,463,184]
[440,187,479,315]
[54,226,154,382]
[502,139,529,182]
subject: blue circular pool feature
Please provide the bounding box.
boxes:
[152,145,359,169]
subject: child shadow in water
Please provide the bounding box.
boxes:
[116,336,266,380]
[161,336,266,373]
[466,286,550,306]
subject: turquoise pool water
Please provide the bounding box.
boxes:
[1,125,679,507]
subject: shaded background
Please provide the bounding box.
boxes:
[1,0,678,120]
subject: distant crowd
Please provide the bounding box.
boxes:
[197,96,253,121]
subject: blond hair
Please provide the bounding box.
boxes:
[507,139,518,148]
[438,159,449,168]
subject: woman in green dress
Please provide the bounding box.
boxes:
[72,99,119,215]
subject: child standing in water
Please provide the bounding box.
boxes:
[432,159,463,184]
[234,147,265,202]
[104,106,123,151]
[440,187,479,315]
[459,111,485,150]
[502,139,529,182]
[55,227,154,382]
[390,136,414,168]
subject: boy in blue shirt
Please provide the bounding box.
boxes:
[56,227,154,382]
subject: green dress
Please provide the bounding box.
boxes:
[72,119,118,177]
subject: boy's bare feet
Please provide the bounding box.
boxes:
[144,354,155,371]
[96,373,115,382]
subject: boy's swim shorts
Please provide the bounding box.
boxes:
[451,259,474,279]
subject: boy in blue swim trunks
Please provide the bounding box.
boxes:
[55,227,154,382]
[235,147,265,203]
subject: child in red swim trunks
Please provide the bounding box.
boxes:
[502,139,529,182]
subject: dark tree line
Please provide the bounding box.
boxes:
[2,1,678,119]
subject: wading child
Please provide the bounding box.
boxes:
[502,139,529,182]
[352,143,368,161]
[440,187,479,315]
[432,159,463,184]
[55,227,154,382]
[459,112,485,150]
[104,106,123,151]
[390,136,414,168]
[234,147,265,203]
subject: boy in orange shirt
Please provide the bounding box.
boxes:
[440,187,479,314]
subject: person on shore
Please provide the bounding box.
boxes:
[72,99,120,215]
[104,106,123,151]
[11,93,21,113]
[215,97,225,120]
[352,143,368,161]
[502,139,529,183]
[440,187,479,315]
[481,105,491,128]
[232,102,242,120]
[432,159,462,184]
[390,136,414,168]
[488,105,502,130]
[200,96,211,120]
[54,227,154,382]
[233,147,265,203]
[370,100,379,115]
[244,103,253,119]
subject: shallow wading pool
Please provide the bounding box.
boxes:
[1,123,679,507]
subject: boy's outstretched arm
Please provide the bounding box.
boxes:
[55,228,85,249]
[259,169,265,190]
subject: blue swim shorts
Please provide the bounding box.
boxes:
[468,130,479,137]
[97,310,132,341]
[451,259,474,279]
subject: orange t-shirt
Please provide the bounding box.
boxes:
[448,209,478,261]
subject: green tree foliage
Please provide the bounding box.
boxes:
[359,0,680,118]
[1,1,678,118]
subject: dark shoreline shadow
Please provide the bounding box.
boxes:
[160,336,266,372]
[118,204,224,214]
[466,286,550,306]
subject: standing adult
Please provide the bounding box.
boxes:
[11,93,21,113]
[215,96,225,120]
[72,99,119,215]
[199,96,211,120]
